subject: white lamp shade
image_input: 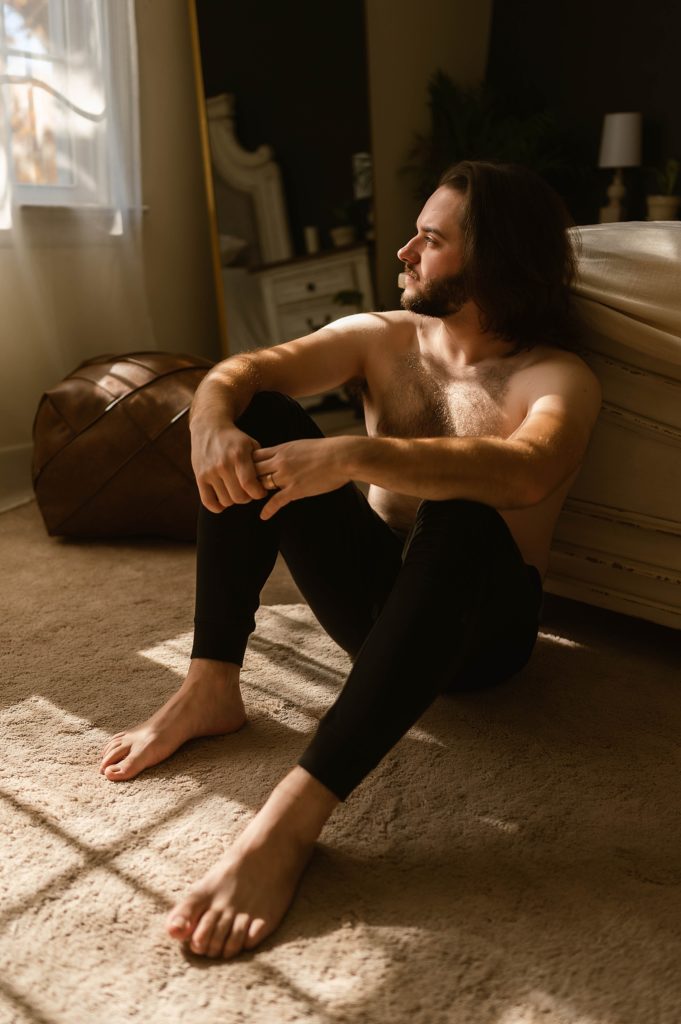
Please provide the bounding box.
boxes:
[598,112,642,168]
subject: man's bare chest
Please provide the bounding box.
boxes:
[362,350,523,440]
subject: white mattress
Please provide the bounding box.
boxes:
[571,221,681,367]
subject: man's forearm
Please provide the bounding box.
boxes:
[189,355,263,429]
[342,435,541,509]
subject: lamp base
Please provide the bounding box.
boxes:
[599,202,622,223]
[599,168,626,223]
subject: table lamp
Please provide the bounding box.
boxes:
[598,112,642,222]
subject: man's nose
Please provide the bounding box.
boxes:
[397,236,418,263]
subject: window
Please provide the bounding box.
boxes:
[0,0,139,215]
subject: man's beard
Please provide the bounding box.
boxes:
[400,270,471,318]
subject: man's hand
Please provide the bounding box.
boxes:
[252,437,353,520]
[190,421,269,512]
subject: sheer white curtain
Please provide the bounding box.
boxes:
[0,0,142,221]
[0,0,155,508]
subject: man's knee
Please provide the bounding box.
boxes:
[237,390,293,421]
[407,498,510,557]
[235,390,323,445]
[415,498,502,528]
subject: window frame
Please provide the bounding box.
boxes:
[0,0,117,211]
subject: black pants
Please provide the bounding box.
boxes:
[191,391,544,801]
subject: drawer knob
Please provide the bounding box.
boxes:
[306,282,316,292]
[307,315,332,331]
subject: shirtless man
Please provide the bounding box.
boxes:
[99,160,602,959]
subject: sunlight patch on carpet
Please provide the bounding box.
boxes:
[405,724,447,747]
[273,928,392,1008]
[538,632,585,649]
[0,789,87,920]
[478,815,520,834]
[138,634,192,675]
[497,990,602,1024]
[0,695,210,849]
[136,606,357,731]
[2,693,92,739]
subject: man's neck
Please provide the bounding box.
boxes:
[428,302,516,368]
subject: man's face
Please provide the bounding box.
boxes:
[397,186,469,318]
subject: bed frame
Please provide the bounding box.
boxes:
[545,222,681,629]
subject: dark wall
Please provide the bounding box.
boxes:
[486,0,680,222]
[196,0,370,254]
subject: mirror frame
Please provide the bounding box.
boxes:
[187,0,229,358]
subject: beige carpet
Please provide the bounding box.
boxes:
[1,500,680,1024]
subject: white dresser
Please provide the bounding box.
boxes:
[254,244,375,344]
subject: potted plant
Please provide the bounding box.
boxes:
[645,158,680,220]
[401,72,575,195]
[400,70,594,218]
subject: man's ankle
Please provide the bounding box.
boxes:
[262,767,340,843]
[185,658,241,689]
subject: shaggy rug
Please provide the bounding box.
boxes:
[1,501,680,1024]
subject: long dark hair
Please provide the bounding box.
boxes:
[438,160,579,354]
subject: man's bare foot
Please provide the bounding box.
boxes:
[166,766,340,958]
[99,659,247,781]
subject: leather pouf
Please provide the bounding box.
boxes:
[32,351,214,541]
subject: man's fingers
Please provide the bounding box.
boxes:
[238,460,268,500]
[211,475,235,507]
[198,474,247,511]
[259,489,291,520]
[198,481,229,513]
[259,498,278,520]
[252,445,276,462]
[197,464,265,508]
[209,464,253,505]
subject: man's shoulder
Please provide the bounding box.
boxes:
[521,344,600,385]
[517,344,603,414]
[323,309,415,340]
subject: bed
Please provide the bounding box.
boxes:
[546,221,681,629]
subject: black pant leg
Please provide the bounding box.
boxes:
[191,391,404,664]
[278,481,405,658]
[191,391,313,664]
[298,499,543,801]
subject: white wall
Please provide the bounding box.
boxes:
[0,0,221,511]
[365,0,493,309]
[136,0,222,365]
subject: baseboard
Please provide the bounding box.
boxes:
[0,443,34,513]
[544,570,681,630]
[546,540,681,629]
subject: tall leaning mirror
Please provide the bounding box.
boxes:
[187,0,376,413]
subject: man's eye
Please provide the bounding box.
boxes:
[425,237,436,246]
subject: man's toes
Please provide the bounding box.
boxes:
[103,755,140,781]
[100,733,125,758]
[166,915,192,941]
[99,744,127,773]
[189,909,220,955]
[206,911,235,958]
[222,912,251,958]
[166,899,205,942]
[244,917,268,950]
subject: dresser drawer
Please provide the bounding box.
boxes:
[278,299,362,341]
[272,262,356,306]
[255,245,375,349]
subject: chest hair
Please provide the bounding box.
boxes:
[375,351,515,439]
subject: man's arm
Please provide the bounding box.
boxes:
[341,354,602,510]
[253,351,603,522]
[188,312,381,429]
[188,314,382,512]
